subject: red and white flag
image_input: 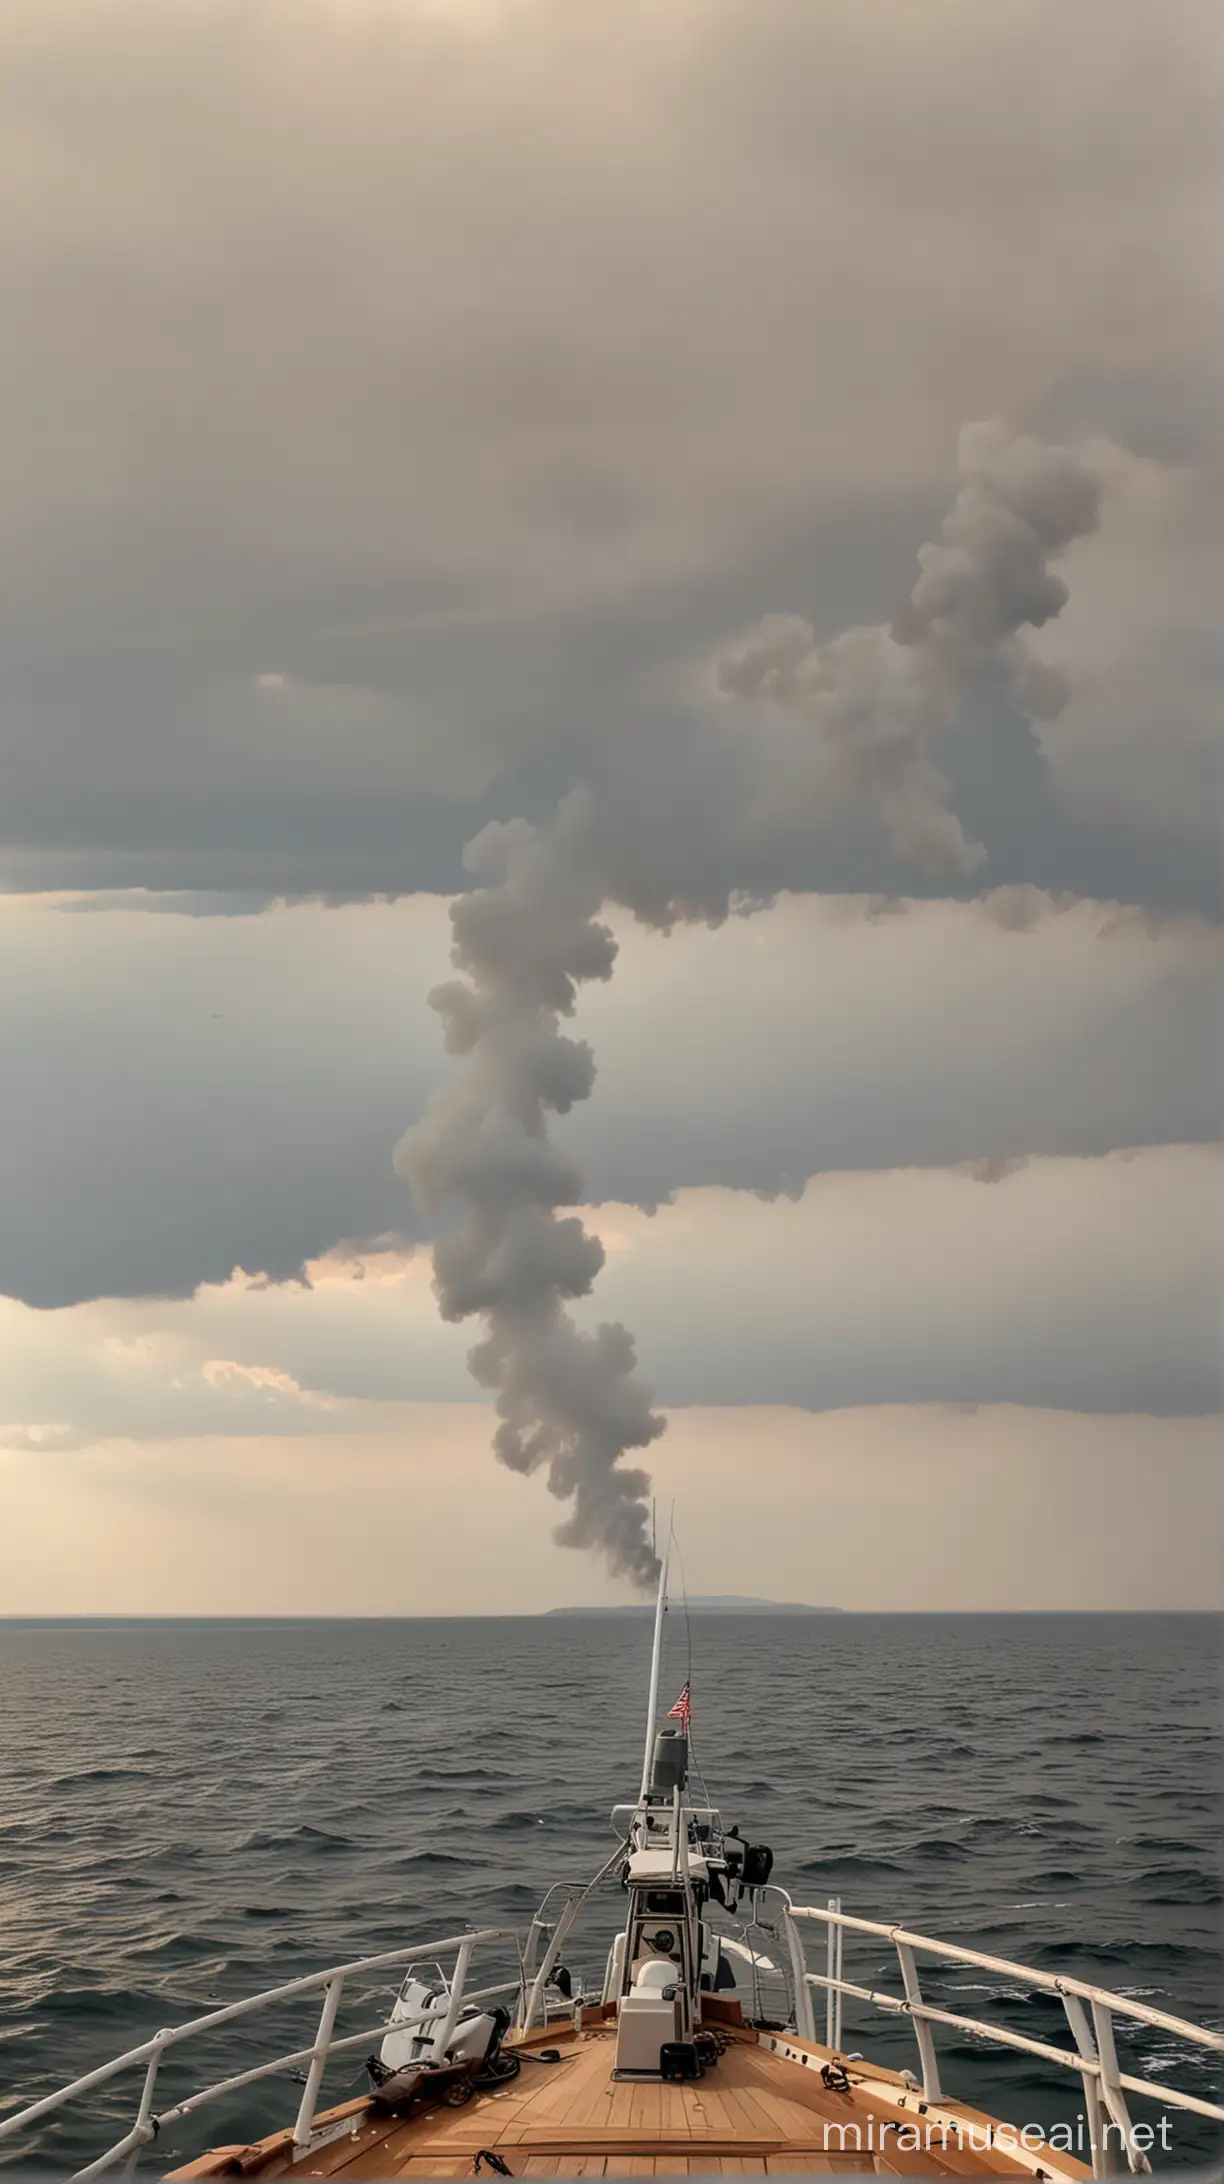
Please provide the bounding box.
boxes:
[667,1684,691,1725]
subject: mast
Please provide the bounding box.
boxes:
[637,1548,669,1802]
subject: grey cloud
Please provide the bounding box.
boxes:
[4,1145,1216,1438]
[3,627,1219,917]
[0,1306,363,1453]
[1030,443,1223,834]
[0,897,447,1307]
[581,1150,1224,1419]
[567,893,1223,1207]
[0,0,1218,900]
[0,889,1217,1307]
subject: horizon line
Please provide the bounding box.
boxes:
[1,1606,1217,1623]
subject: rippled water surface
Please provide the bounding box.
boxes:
[1,1613,1219,2173]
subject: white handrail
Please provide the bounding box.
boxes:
[799,1963,1217,2103]
[784,1901,1224,2052]
[776,1897,1223,2175]
[6,1891,1222,2183]
[519,1837,631,2032]
[69,2001,514,2184]
[154,1983,521,2134]
[0,1925,522,2174]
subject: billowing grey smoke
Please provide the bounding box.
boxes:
[718,422,1101,874]
[397,423,1102,1583]
[395,794,666,1586]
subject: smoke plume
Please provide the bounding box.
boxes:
[397,424,1102,1583]
[717,422,1101,874]
[395,793,666,1585]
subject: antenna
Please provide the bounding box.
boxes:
[638,1548,669,1803]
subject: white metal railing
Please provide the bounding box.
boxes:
[773,1895,1224,2178]
[517,1838,629,2032]
[5,1891,1222,2182]
[0,1926,523,2182]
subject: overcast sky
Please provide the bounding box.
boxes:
[2,0,1220,1610]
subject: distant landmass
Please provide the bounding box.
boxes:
[546,1595,842,1616]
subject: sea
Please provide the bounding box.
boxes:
[0,1612,1219,2175]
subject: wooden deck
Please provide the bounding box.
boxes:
[169,2014,1090,2181]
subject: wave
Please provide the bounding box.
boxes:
[383,1849,481,1872]
[230,1824,356,1855]
[47,1767,158,1788]
[797,1853,907,1878]
[412,1766,515,1784]
[1134,1867,1221,1907]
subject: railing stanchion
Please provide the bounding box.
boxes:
[832,1903,844,2052]
[781,1909,815,2043]
[1093,2000,1149,2176]
[521,1913,546,1998]
[1062,1993,1107,2177]
[120,2041,165,2179]
[429,1939,475,2062]
[293,1976,344,2148]
[895,1942,941,2102]
[523,1901,579,2033]
[826,1899,839,2049]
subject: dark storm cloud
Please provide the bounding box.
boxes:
[3,668,1218,916]
[1,892,1217,1308]
[4,1146,1217,1429]
[0,0,1218,904]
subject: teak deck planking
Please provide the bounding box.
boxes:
[168,2014,1091,2180]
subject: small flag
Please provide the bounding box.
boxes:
[667,1683,691,1725]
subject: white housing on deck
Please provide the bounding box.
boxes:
[616,1958,684,2073]
[612,1734,705,2077]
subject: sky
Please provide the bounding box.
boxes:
[1,0,1220,1611]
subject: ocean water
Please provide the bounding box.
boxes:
[0,1613,1219,2174]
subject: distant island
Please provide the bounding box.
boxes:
[546,1595,842,1616]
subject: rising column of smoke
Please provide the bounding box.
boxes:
[398,424,1103,1582]
[395,791,665,1585]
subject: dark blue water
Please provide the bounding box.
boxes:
[0,1614,1219,2173]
